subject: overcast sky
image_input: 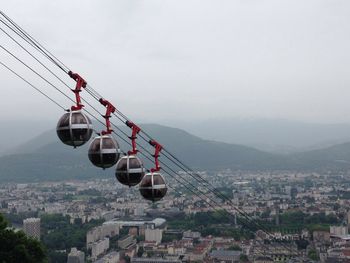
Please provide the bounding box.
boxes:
[1,0,350,124]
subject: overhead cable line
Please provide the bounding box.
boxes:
[0,60,65,110]
[0,60,268,257]
[0,55,270,256]
[0,11,70,73]
[0,10,297,257]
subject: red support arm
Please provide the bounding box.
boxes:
[149,140,163,172]
[126,121,141,155]
[99,98,116,135]
[68,71,87,111]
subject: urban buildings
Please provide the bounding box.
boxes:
[94,251,120,263]
[330,226,348,236]
[2,172,350,262]
[23,217,40,240]
[118,235,136,250]
[91,238,110,260]
[145,228,163,243]
[67,247,85,263]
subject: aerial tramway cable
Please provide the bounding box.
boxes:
[0,58,270,257]
[0,60,65,110]
[0,57,258,240]
[0,11,70,73]
[0,11,299,257]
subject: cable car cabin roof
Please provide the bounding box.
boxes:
[89,135,120,152]
[140,173,166,188]
[57,111,92,129]
[116,155,144,171]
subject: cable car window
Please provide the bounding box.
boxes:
[140,189,153,199]
[153,174,164,185]
[130,174,143,185]
[117,174,129,184]
[72,129,88,141]
[116,158,128,171]
[85,129,92,141]
[102,153,117,164]
[57,113,70,127]
[90,140,100,152]
[72,112,87,124]
[89,154,101,164]
[156,188,167,198]
[129,158,141,169]
[141,175,152,187]
[57,130,71,142]
[102,138,115,149]
[153,189,162,199]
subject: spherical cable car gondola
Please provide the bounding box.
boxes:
[116,155,145,186]
[115,121,145,186]
[56,71,93,147]
[139,171,167,202]
[139,140,167,201]
[88,98,121,169]
[56,110,93,147]
[88,134,120,169]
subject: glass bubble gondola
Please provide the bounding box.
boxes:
[115,155,145,187]
[88,134,121,169]
[139,172,167,202]
[56,110,93,147]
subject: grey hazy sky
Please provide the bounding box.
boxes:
[1,0,350,123]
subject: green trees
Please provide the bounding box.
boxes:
[193,210,231,226]
[46,251,67,263]
[137,246,144,257]
[162,233,182,243]
[308,249,319,261]
[239,254,249,262]
[38,213,104,262]
[167,211,253,240]
[228,245,242,251]
[41,214,104,251]
[0,213,47,263]
[276,211,339,233]
[295,239,309,250]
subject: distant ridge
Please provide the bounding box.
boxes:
[168,118,350,153]
[0,124,350,183]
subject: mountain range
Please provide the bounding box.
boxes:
[164,118,350,153]
[1,123,350,183]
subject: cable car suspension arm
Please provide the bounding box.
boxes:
[126,121,141,155]
[69,71,87,111]
[99,98,116,135]
[149,140,162,172]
